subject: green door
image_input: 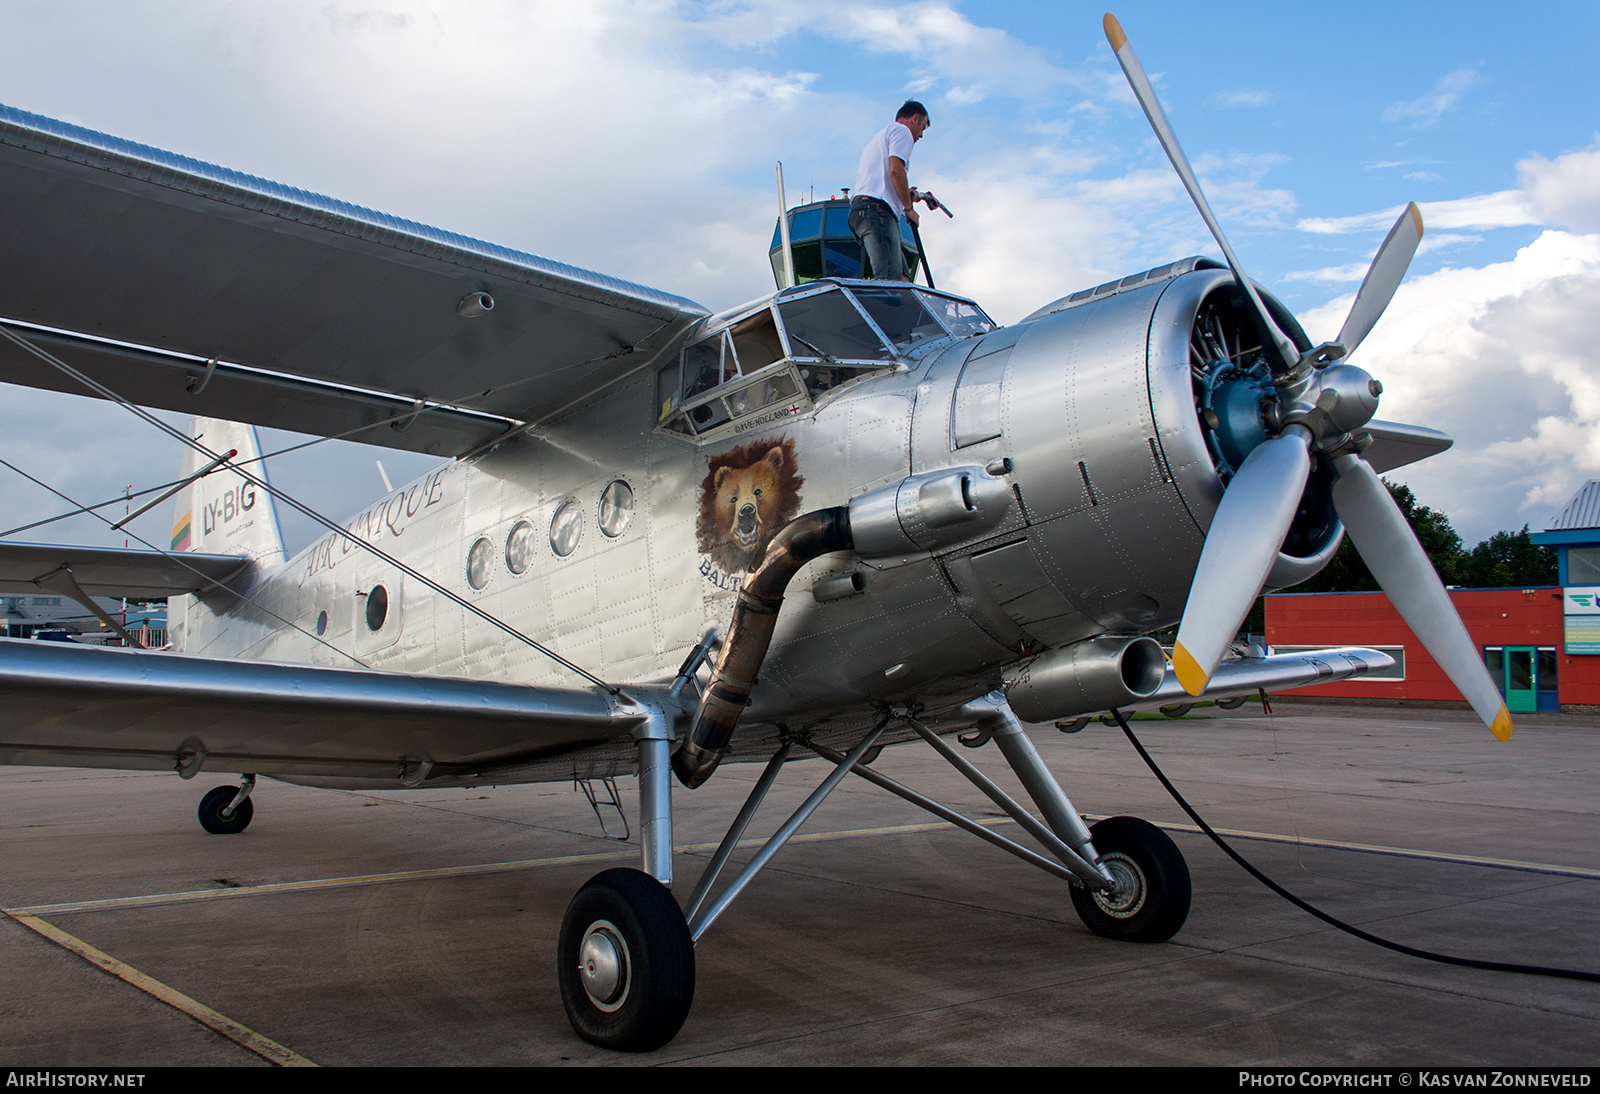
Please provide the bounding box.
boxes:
[1505,646,1538,713]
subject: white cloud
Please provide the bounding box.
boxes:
[1416,232,1480,255]
[1404,170,1444,184]
[1213,89,1271,108]
[1301,231,1600,542]
[1518,143,1600,232]
[1283,263,1370,284]
[1298,191,1540,235]
[1382,68,1478,126]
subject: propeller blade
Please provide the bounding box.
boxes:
[1337,203,1424,357]
[1103,13,1298,372]
[1173,427,1313,695]
[1329,452,1513,740]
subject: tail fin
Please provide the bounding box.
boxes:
[171,417,287,566]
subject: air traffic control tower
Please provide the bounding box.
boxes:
[769,197,922,288]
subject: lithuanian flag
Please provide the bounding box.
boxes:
[171,511,192,552]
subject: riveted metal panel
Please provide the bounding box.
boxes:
[1002,283,1170,523]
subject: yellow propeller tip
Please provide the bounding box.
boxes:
[1407,201,1424,238]
[1490,704,1513,742]
[1172,642,1208,696]
[1103,13,1127,50]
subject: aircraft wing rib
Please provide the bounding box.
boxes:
[0,638,645,785]
[0,104,709,452]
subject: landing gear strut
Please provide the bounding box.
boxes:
[555,689,1194,1052]
[559,702,692,1051]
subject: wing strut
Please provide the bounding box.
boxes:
[34,566,143,648]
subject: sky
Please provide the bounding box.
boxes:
[1,0,1598,554]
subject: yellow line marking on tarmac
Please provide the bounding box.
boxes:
[1136,818,1600,879]
[3,909,316,1067]
[9,815,1593,921]
[10,820,1014,917]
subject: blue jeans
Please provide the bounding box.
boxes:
[848,197,904,281]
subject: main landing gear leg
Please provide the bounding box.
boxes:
[816,692,1191,944]
[557,704,694,1052]
[955,693,1190,942]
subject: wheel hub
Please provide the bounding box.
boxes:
[1094,852,1147,919]
[577,920,631,1012]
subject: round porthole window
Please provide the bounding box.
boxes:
[549,500,582,557]
[365,585,388,631]
[467,537,494,589]
[505,520,535,575]
[315,610,328,636]
[598,480,635,538]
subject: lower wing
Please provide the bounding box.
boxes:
[0,638,646,789]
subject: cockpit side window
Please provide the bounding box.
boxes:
[683,333,735,400]
[850,287,946,350]
[655,356,681,422]
[919,292,996,338]
[729,309,784,374]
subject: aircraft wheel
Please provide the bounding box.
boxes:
[1160,702,1193,718]
[1216,696,1248,710]
[1071,816,1190,943]
[197,786,253,835]
[557,868,694,1052]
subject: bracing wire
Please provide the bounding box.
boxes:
[0,454,371,669]
[0,322,617,693]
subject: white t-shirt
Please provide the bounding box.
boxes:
[854,121,916,217]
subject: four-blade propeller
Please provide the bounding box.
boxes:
[1103,13,1511,740]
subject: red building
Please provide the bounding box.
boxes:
[1264,586,1600,712]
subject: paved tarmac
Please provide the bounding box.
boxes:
[2,699,1598,1067]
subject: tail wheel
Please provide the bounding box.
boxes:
[197,785,252,834]
[557,868,695,1051]
[1071,816,1191,942]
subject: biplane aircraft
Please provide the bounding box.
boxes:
[0,15,1510,1051]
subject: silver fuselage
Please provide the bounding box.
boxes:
[170,268,1264,761]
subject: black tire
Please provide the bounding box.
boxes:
[1216,696,1248,710]
[197,786,252,834]
[557,868,695,1052]
[1071,815,1190,943]
[1160,702,1193,718]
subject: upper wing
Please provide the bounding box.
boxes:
[0,104,708,456]
[0,637,646,787]
[0,540,248,599]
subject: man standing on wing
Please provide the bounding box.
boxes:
[849,100,931,281]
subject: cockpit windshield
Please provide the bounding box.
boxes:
[850,287,946,350]
[777,292,892,362]
[656,283,996,442]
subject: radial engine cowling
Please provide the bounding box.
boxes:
[1002,636,1168,723]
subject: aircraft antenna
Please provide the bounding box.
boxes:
[775,162,796,290]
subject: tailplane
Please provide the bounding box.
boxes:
[171,417,287,566]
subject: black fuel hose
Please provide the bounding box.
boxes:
[1109,707,1600,984]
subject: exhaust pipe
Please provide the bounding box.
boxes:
[1002,636,1167,723]
[673,507,852,788]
